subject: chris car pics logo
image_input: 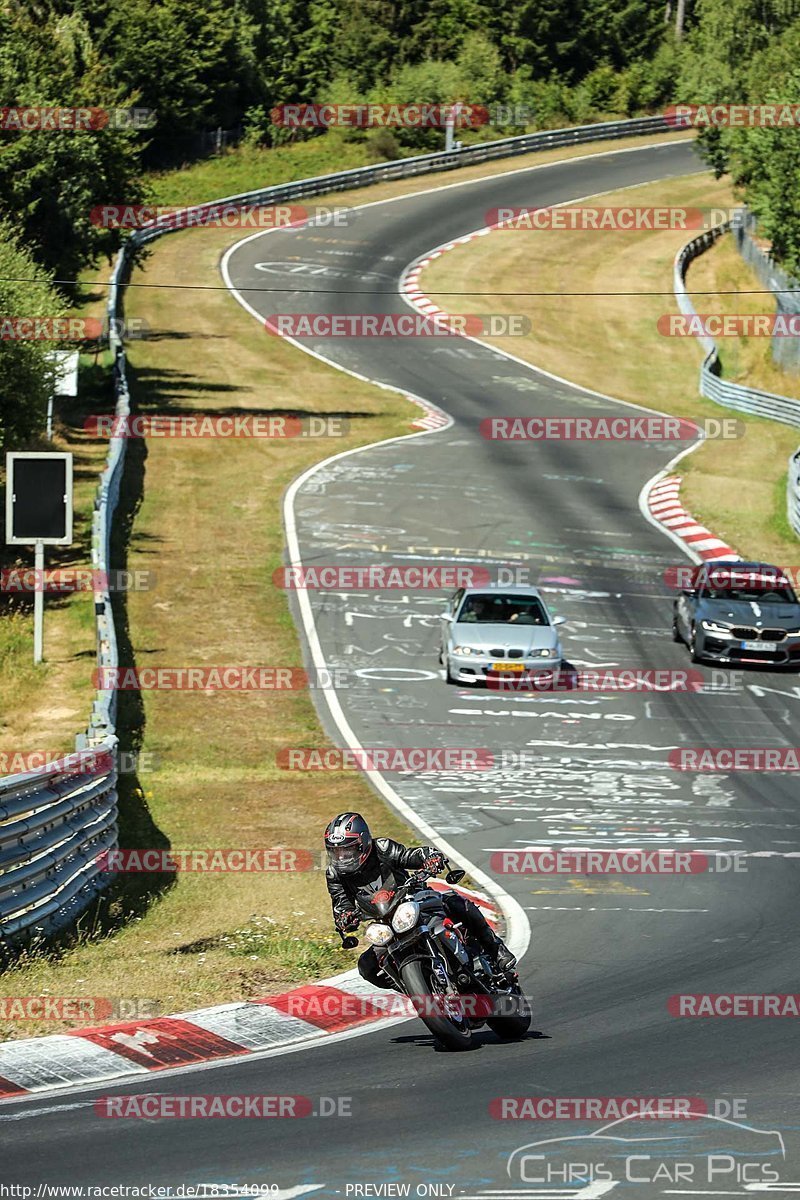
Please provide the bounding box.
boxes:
[503,1112,789,1191]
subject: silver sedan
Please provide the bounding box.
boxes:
[439,586,566,686]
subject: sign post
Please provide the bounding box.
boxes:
[4,452,73,663]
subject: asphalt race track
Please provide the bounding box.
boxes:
[4,140,800,1198]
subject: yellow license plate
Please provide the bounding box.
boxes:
[491,662,525,672]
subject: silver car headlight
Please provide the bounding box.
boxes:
[391,901,419,933]
[701,620,732,634]
[530,647,558,658]
[364,922,393,946]
[452,645,479,655]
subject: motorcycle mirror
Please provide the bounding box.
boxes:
[446,869,466,884]
[341,936,359,950]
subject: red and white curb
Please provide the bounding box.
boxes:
[407,394,451,431]
[645,474,739,562]
[0,882,496,1099]
[402,230,491,324]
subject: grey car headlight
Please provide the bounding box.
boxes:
[452,645,480,655]
[701,620,732,634]
[530,647,558,657]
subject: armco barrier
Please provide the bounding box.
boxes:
[0,234,129,949]
[789,450,800,539]
[674,222,800,537]
[0,756,117,945]
[127,115,679,247]
[733,212,800,374]
[0,114,684,951]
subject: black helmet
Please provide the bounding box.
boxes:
[324,812,372,874]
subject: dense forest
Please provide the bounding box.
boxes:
[1,0,799,447]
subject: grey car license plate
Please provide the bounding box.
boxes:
[742,640,777,651]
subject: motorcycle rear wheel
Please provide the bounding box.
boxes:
[400,959,473,1051]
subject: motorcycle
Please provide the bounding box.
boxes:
[340,862,531,1051]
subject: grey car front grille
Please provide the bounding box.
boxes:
[731,626,787,641]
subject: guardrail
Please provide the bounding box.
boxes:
[732,213,800,373]
[0,245,130,949]
[0,754,117,946]
[127,114,680,247]
[788,450,800,540]
[674,222,800,538]
[0,113,686,952]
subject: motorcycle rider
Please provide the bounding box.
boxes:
[324,812,517,988]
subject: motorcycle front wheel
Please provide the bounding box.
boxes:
[400,958,473,1051]
[486,982,531,1040]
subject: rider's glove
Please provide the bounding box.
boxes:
[423,852,446,874]
[335,909,359,933]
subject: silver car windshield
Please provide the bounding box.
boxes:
[457,595,548,624]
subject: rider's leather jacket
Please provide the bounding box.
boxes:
[326,838,439,925]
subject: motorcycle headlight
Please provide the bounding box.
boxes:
[701,620,732,634]
[391,901,420,933]
[364,922,393,946]
[452,645,479,656]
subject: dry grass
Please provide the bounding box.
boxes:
[421,172,800,560]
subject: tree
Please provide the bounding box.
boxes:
[0,6,145,280]
[0,222,63,451]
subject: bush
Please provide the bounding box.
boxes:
[366,127,402,161]
[0,223,64,451]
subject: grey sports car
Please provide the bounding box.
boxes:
[672,560,800,666]
[439,586,566,685]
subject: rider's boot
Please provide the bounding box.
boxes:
[477,928,517,974]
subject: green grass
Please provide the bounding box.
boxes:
[147,132,388,206]
[219,917,345,977]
